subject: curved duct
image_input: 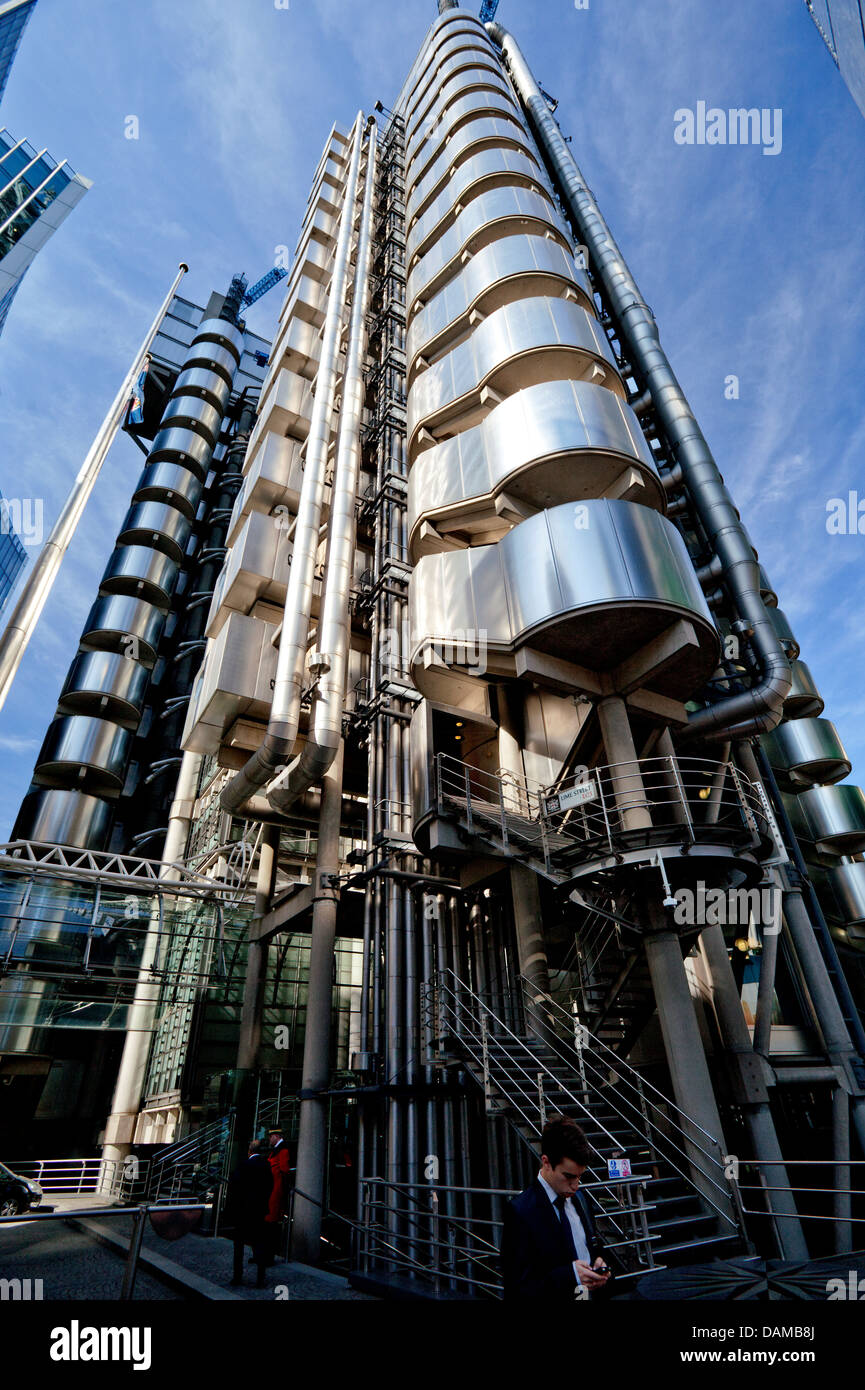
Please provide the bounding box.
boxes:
[220,113,366,816]
[486,21,791,742]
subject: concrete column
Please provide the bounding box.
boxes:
[597,696,652,831]
[643,917,737,1229]
[235,825,280,1074]
[292,741,345,1265]
[497,682,550,999]
[699,922,809,1259]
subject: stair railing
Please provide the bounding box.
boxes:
[517,978,743,1232]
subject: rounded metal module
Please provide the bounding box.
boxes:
[410,498,720,703]
[761,716,851,790]
[80,594,166,667]
[132,459,204,520]
[33,715,133,797]
[58,651,151,729]
[790,783,865,855]
[12,788,115,848]
[116,500,192,565]
[99,545,180,610]
[824,861,865,949]
[408,379,664,558]
[783,658,824,719]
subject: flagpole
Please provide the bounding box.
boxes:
[0,261,188,714]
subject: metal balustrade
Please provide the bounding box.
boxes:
[433,752,771,877]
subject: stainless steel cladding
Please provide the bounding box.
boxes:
[80,594,167,666]
[34,715,133,796]
[784,659,824,719]
[14,304,242,847]
[407,298,624,451]
[761,717,851,789]
[826,861,865,938]
[14,788,115,848]
[99,546,180,609]
[787,783,865,854]
[409,499,719,702]
[408,380,664,558]
[58,651,151,728]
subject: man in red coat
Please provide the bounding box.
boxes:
[265,1127,292,1261]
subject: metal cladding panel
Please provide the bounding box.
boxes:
[172,365,232,411]
[228,432,308,545]
[194,316,245,363]
[762,717,851,787]
[407,50,504,136]
[182,612,278,754]
[407,91,523,185]
[13,789,113,849]
[161,393,222,444]
[827,861,865,927]
[407,116,538,218]
[147,427,213,476]
[206,509,290,637]
[405,27,494,119]
[117,500,192,563]
[81,594,166,666]
[133,460,204,519]
[408,148,554,259]
[409,500,718,698]
[267,314,322,384]
[407,298,622,443]
[35,715,132,792]
[100,545,179,608]
[181,339,238,384]
[407,62,512,148]
[59,651,150,727]
[408,187,572,304]
[784,659,824,719]
[407,235,591,363]
[252,368,313,451]
[769,605,800,660]
[796,783,865,853]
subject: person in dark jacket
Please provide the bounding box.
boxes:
[226,1140,273,1287]
[500,1115,612,1302]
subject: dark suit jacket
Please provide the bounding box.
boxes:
[500,1178,606,1302]
[225,1154,273,1238]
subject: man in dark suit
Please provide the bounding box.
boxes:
[501,1114,612,1301]
[225,1139,273,1288]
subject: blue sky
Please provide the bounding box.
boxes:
[0,0,863,837]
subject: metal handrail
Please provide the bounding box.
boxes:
[431,967,740,1232]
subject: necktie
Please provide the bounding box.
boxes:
[554,1194,579,1261]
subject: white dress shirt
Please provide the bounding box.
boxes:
[537,1170,591,1287]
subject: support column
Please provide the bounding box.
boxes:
[597,696,652,831]
[291,741,345,1265]
[699,922,809,1259]
[643,915,737,1229]
[498,683,550,997]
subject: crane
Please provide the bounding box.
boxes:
[479,1,500,23]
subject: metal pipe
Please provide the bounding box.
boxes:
[220,113,365,815]
[101,746,201,1166]
[0,262,189,713]
[292,741,346,1264]
[268,120,379,814]
[487,21,790,742]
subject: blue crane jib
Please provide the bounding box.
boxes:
[242,267,288,308]
[479,1,499,23]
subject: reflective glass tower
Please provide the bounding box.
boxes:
[0,0,36,106]
[0,489,26,609]
[0,126,90,336]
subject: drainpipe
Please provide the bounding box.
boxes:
[268,119,379,814]
[486,23,790,743]
[220,113,365,815]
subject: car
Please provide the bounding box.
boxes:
[0,1161,43,1217]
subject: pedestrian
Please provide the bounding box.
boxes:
[225,1139,273,1288]
[265,1126,292,1262]
[500,1114,613,1301]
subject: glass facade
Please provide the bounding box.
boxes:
[0,489,26,609]
[0,0,36,106]
[0,125,89,340]
[806,0,865,118]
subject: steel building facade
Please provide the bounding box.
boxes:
[2,4,864,1291]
